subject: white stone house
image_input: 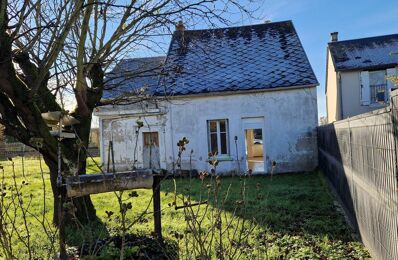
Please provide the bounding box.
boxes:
[95,20,319,174]
[326,32,398,123]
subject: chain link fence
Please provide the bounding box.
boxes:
[318,91,398,260]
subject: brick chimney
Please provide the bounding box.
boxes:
[330,32,338,42]
[175,21,186,54]
[176,20,185,32]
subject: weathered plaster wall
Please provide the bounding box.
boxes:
[164,88,318,174]
[98,103,168,171]
[96,87,318,174]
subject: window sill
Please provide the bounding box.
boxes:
[207,155,234,162]
[368,102,389,108]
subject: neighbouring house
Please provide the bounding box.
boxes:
[326,32,398,123]
[95,20,319,174]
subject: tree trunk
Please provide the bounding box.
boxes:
[44,147,97,226]
[0,8,102,227]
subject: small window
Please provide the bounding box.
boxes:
[253,129,263,140]
[207,119,229,155]
[143,132,159,146]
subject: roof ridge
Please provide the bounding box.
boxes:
[174,20,292,34]
[121,56,166,62]
[328,33,398,44]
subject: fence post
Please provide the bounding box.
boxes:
[152,175,162,239]
[347,118,355,207]
[21,144,25,178]
[59,184,67,260]
[390,95,398,190]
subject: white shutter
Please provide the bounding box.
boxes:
[360,71,370,105]
[386,68,397,90]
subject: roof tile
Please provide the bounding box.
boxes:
[104,21,317,99]
[103,56,165,99]
[156,20,317,95]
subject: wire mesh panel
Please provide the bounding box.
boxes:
[318,92,398,260]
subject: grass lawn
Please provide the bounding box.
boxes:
[0,157,370,259]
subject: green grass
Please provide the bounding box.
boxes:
[0,157,370,259]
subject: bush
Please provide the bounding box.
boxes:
[77,234,178,259]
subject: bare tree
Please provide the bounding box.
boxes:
[0,0,258,225]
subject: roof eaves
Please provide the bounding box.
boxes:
[155,83,318,98]
[335,63,398,72]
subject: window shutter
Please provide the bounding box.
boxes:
[360,71,370,105]
[386,68,397,90]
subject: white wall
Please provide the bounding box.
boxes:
[97,87,318,174]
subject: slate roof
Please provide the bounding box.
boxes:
[103,56,165,99]
[329,34,398,71]
[155,20,318,96]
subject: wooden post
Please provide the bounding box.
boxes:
[107,140,115,173]
[59,184,67,260]
[57,117,67,260]
[107,141,111,172]
[152,175,162,239]
[111,141,115,174]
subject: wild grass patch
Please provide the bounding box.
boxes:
[0,157,370,259]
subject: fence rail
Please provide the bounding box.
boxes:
[318,91,398,260]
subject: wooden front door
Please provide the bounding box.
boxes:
[143,132,160,169]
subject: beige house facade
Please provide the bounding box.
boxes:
[326,32,398,123]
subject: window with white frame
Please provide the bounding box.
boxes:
[207,119,229,155]
[369,70,388,104]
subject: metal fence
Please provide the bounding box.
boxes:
[318,92,398,260]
